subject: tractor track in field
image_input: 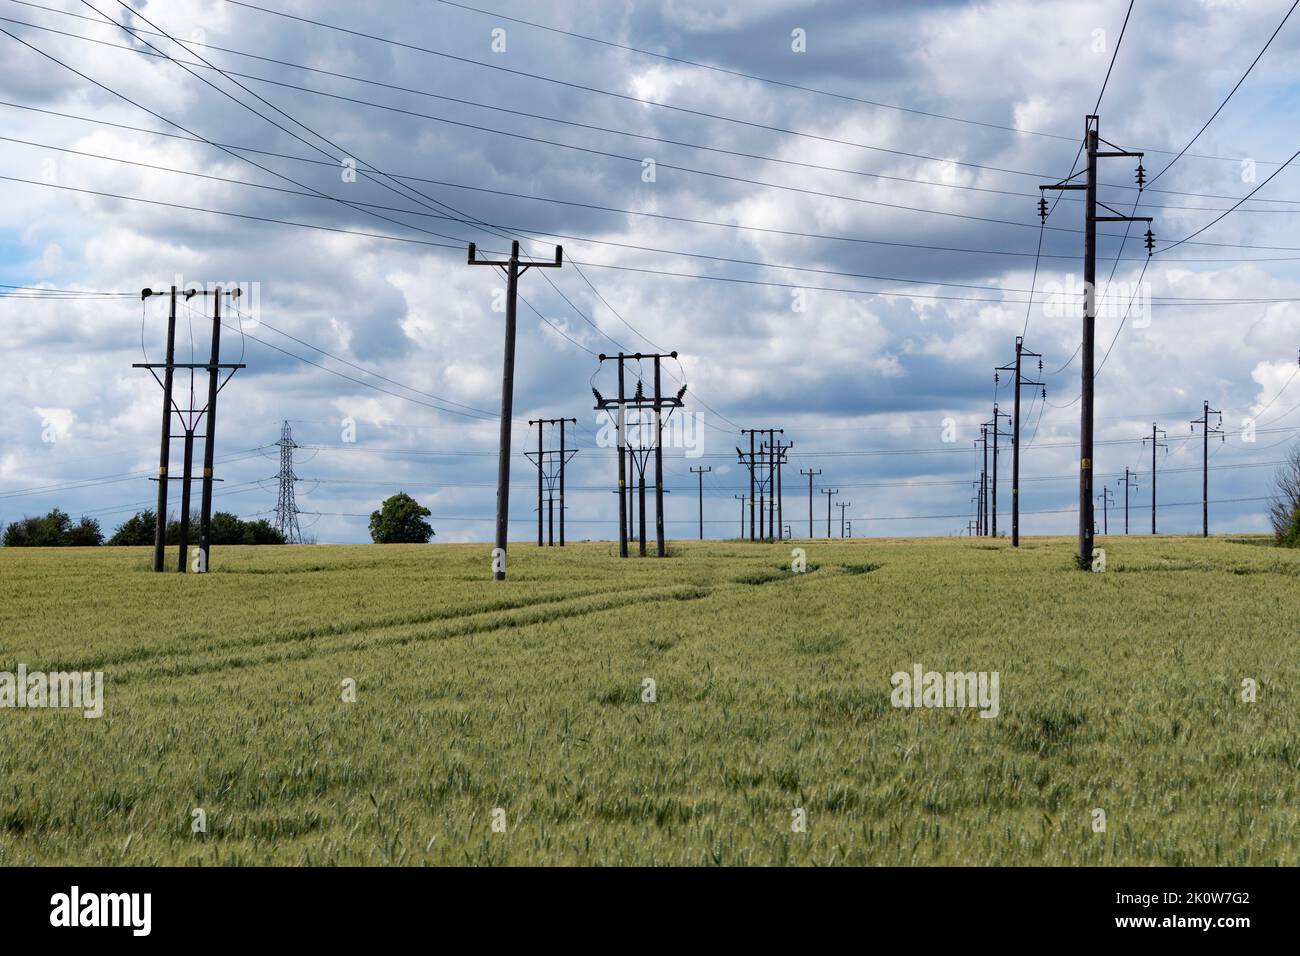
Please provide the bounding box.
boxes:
[106,582,716,685]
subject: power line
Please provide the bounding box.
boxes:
[221,0,1296,172]
[7,99,1300,263]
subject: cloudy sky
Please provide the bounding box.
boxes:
[1,0,1298,544]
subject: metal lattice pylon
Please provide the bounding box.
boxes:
[273,420,303,544]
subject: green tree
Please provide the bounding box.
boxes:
[209,511,251,545]
[2,509,102,546]
[246,519,287,545]
[67,516,104,547]
[108,510,285,546]
[108,510,157,546]
[3,509,72,546]
[369,492,435,543]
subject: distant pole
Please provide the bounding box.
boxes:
[837,501,851,538]
[980,427,989,536]
[800,469,821,538]
[616,356,628,557]
[558,418,567,546]
[748,431,756,541]
[734,494,747,538]
[1123,469,1129,535]
[150,286,177,573]
[690,465,711,540]
[1191,400,1223,537]
[1012,340,1022,545]
[1142,423,1167,534]
[1096,487,1112,535]
[653,356,666,557]
[821,487,838,539]
[177,428,194,572]
[1152,424,1158,534]
[774,436,788,540]
[535,419,544,546]
[998,336,1043,547]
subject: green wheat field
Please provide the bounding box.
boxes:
[0,535,1296,866]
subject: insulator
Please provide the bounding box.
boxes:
[1042,387,1047,399]
[1135,162,1146,190]
[1037,196,1048,222]
[1144,228,1155,256]
[994,372,1000,384]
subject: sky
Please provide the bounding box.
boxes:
[1,0,1299,544]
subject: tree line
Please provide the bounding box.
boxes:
[2,509,285,547]
[3,492,438,546]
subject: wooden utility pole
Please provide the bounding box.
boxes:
[1041,115,1151,568]
[468,240,563,580]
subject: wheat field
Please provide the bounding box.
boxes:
[0,535,1295,865]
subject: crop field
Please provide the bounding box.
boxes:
[0,535,1296,866]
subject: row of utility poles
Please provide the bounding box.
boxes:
[975,404,1229,541]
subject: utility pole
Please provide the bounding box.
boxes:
[135,285,244,573]
[534,419,544,547]
[997,336,1045,547]
[983,405,1011,538]
[1041,115,1153,569]
[980,428,989,536]
[846,520,852,538]
[593,352,682,558]
[1118,468,1139,535]
[1191,400,1224,537]
[146,286,176,572]
[734,494,747,538]
[821,487,838,539]
[468,240,563,580]
[690,465,711,540]
[558,418,568,546]
[771,438,792,541]
[740,430,758,541]
[800,469,821,538]
[526,417,578,548]
[837,501,851,538]
[1141,423,1168,534]
[1096,487,1113,535]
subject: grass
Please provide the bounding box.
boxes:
[0,534,1296,866]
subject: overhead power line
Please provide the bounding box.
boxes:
[220,0,1296,171]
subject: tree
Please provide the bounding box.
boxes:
[67,516,104,547]
[1270,442,1300,547]
[107,509,285,546]
[108,509,156,546]
[369,492,435,543]
[2,509,101,547]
